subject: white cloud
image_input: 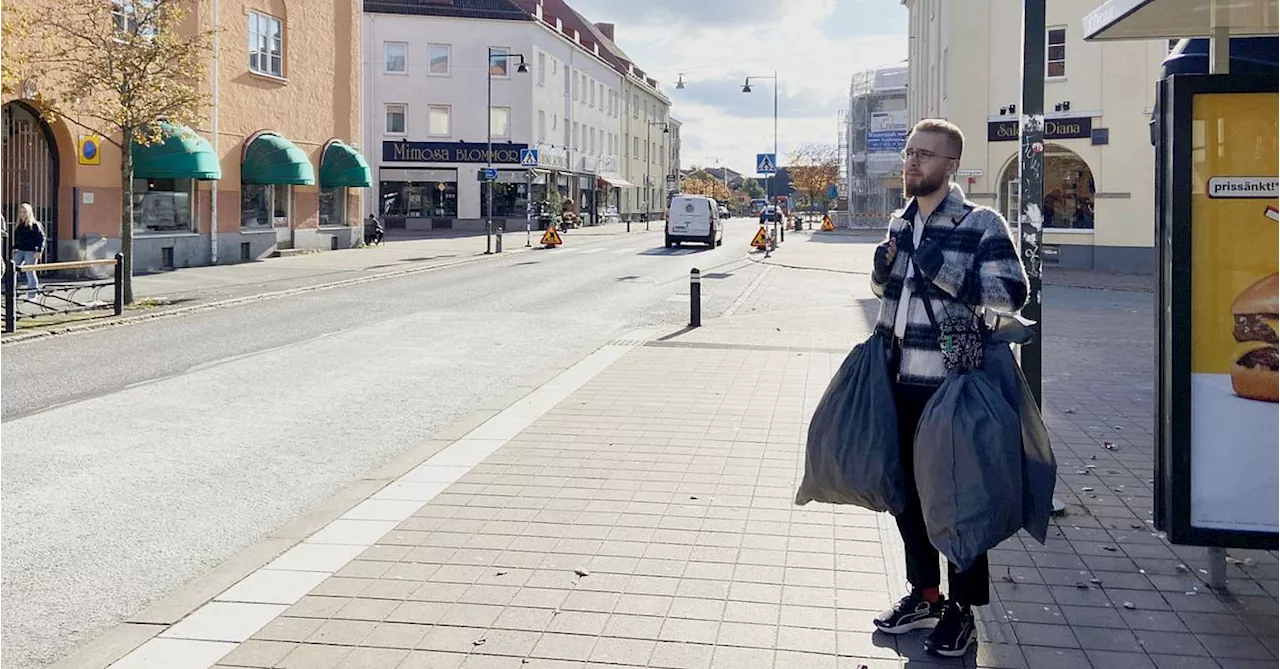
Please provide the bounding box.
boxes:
[573,0,908,174]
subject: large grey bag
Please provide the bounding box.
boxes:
[914,369,1024,571]
[984,317,1058,545]
[795,332,907,515]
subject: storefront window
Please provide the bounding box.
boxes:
[480,181,529,218]
[999,145,1095,230]
[319,187,347,227]
[133,178,194,234]
[379,180,458,220]
[241,183,291,229]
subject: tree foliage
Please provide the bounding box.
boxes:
[787,143,840,211]
[680,169,730,201]
[2,0,215,302]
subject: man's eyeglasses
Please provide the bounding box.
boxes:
[900,149,959,163]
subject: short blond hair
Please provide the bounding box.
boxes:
[911,119,964,159]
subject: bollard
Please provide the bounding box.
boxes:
[689,268,701,328]
[3,255,15,333]
[495,225,504,254]
[113,253,125,315]
[780,219,785,242]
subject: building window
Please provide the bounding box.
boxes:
[240,183,290,229]
[538,52,546,84]
[133,178,194,233]
[538,110,546,142]
[634,136,640,156]
[589,80,596,107]
[380,179,458,219]
[572,70,579,100]
[1046,27,1066,78]
[384,41,407,73]
[572,122,579,150]
[632,94,639,117]
[490,107,510,138]
[112,1,156,37]
[385,104,406,134]
[429,105,450,136]
[319,187,347,227]
[428,44,450,76]
[248,11,283,77]
[480,176,531,218]
[563,122,570,148]
[489,47,510,77]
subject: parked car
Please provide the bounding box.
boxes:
[666,195,724,248]
[717,203,730,219]
[759,205,783,224]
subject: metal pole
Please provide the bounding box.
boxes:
[526,171,533,247]
[774,70,781,243]
[3,252,15,333]
[689,268,701,327]
[486,48,494,254]
[645,122,651,232]
[113,252,125,315]
[1018,0,1045,406]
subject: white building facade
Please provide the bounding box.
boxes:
[902,0,1169,272]
[363,0,628,230]
[846,63,909,227]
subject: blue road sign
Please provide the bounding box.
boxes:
[519,148,539,167]
[483,167,498,181]
[827,184,839,200]
[756,153,777,174]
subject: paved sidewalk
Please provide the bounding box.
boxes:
[92,233,1275,669]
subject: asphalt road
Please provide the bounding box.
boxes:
[0,220,772,669]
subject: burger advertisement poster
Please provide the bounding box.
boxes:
[1187,90,1279,535]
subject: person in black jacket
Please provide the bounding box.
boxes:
[12,203,46,298]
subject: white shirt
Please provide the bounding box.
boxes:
[893,212,927,339]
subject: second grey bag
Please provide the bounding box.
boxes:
[984,317,1058,545]
[913,370,1024,571]
[795,332,907,515]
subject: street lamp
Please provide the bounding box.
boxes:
[643,120,669,233]
[486,49,528,254]
[742,71,778,205]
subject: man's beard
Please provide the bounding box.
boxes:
[904,173,947,198]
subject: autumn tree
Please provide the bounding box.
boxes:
[739,178,765,200]
[2,0,215,303]
[787,143,840,215]
[680,170,730,202]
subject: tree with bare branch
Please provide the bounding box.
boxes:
[2,0,215,303]
[680,169,730,202]
[787,143,840,215]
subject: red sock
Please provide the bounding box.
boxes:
[921,587,941,603]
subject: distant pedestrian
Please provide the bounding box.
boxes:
[12,203,46,299]
[869,119,1028,657]
[364,213,384,246]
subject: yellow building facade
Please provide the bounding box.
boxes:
[903,0,1170,272]
[2,0,366,271]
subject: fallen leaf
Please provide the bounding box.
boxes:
[1090,578,1103,585]
[496,570,509,576]
[1103,442,1118,451]
[1122,602,1136,610]
[473,638,487,647]
[1082,487,1095,492]
[1064,408,1076,414]
[574,568,591,578]
[1076,582,1090,590]
[1102,546,1118,552]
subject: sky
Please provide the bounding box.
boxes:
[571,0,908,176]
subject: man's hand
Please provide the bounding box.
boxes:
[872,238,897,283]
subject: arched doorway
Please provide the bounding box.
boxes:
[2,101,60,260]
[998,144,1096,230]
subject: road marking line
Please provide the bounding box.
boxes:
[105,328,656,669]
[723,265,772,317]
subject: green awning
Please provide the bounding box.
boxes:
[319,140,372,188]
[132,123,221,180]
[241,132,315,185]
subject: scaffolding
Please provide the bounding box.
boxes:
[845,62,909,228]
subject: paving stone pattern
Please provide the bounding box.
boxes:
[209,258,1275,669]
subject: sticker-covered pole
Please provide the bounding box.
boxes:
[1019,0,1046,407]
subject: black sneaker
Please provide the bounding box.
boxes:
[925,602,977,657]
[873,589,945,634]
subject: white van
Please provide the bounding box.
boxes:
[665,195,724,248]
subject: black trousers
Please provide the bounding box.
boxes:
[892,380,991,606]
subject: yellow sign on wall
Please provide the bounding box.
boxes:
[78,135,102,165]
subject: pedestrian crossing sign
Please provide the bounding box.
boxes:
[751,226,769,249]
[540,225,563,247]
[520,148,539,167]
[756,153,777,175]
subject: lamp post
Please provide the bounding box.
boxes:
[642,120,669,233]
[742,71,778,207]
[486,49,528,254]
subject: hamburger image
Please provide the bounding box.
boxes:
[1230,273,1279,403]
